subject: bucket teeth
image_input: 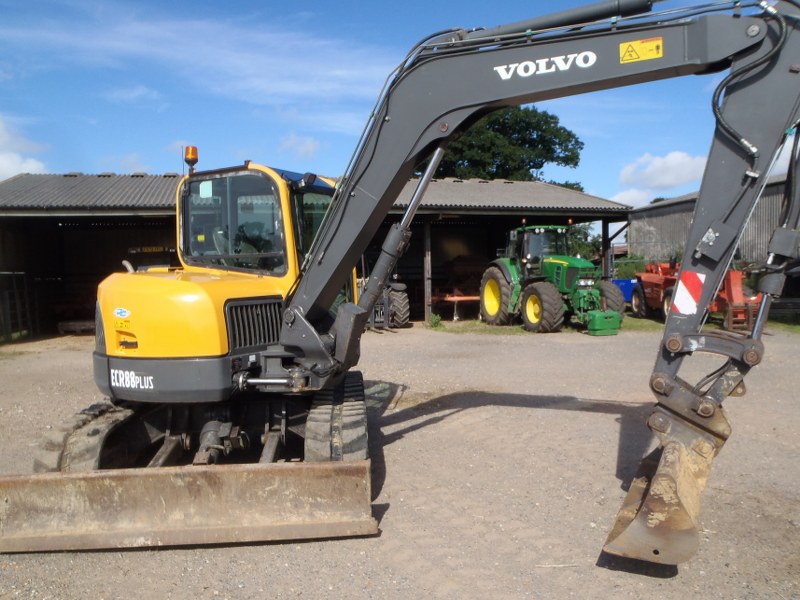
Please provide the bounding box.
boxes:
[603,440,715,565]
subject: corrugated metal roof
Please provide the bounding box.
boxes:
[0,172,629,218]
[630,174,787,216]
[399,177,629,214]
[0,173,181,211]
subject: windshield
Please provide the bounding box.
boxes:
[182,172,287,274]
[524,228,568,262]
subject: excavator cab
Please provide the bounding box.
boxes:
[180,164,336,276]
[182,172,287,272]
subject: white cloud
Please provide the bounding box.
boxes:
[610,188,652,208]
[279,133,321,160]
[611,150,708,208]
[0,152,46,181]
[620,151,706,189]
[0,116,46,180]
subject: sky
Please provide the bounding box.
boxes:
[0,0,788,210]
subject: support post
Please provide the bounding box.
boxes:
[424,221,432,323]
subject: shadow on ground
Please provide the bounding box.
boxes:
[362,379,680,578]
[363,380,654,496]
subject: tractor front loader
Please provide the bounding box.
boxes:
[2,0,799,567]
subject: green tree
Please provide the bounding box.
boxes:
[436,106,583,182]
[567,222,601,260]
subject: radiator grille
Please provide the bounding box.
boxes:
[226,298,283,352]
[565,267,579,289]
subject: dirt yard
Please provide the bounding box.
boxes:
[0,325,798,599]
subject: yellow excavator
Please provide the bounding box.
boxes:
[2,0,799,566]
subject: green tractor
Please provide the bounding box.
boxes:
[480,225,624,335]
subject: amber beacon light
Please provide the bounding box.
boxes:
[184,145,199,173]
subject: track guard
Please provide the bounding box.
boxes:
[603,409,726,564]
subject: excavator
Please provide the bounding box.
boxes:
[1,0,799,566]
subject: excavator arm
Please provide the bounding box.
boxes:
[278,0,800,564]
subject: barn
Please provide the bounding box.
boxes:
[628,175,788,263]
[627,174,800,306]
[0,171,629,338]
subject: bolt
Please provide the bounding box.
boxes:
[746,24,760,37]
[742,347,761,366]
[651,375,668,394]
[696,399,716,418]
[665,335,682,353]
[731,381,746,396]
[439,122,449,133]
[692,439,715,459]
[283,308,296,325]
[648,413,670,434]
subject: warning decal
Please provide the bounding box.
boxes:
[672,270,706,315]
[620,37,664,64]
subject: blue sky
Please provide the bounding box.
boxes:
[0,0,779,209]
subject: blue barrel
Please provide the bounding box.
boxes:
[611,278,636,303]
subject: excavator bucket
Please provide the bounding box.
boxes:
[0,460,377,553]
[603,440,715,564]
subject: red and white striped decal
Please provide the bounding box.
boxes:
[672,270,706,315]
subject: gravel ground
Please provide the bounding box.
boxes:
[0,325,798,599]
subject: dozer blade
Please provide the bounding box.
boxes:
[0,460,377,553]
[603,440,714,564]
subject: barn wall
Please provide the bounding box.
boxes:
[628,201,694,261]
[628,180,784,263]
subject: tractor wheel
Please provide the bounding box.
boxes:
[387,289,411,328]
[480,267,511,325]
[521,281,564,333]
[599,280,626,321]
[631,283,650,318]
[661,287,674,321]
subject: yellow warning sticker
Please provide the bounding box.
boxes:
[620,37,663,64]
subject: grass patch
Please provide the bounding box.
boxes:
[619,315,665,332]
[762,317,800,335]
[426,312,800,335]
[430,319,530,335]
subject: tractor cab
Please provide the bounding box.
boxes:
[510,226,569,276]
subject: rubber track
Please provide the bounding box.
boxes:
[32,402,134,473]
[305,371,368,462]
